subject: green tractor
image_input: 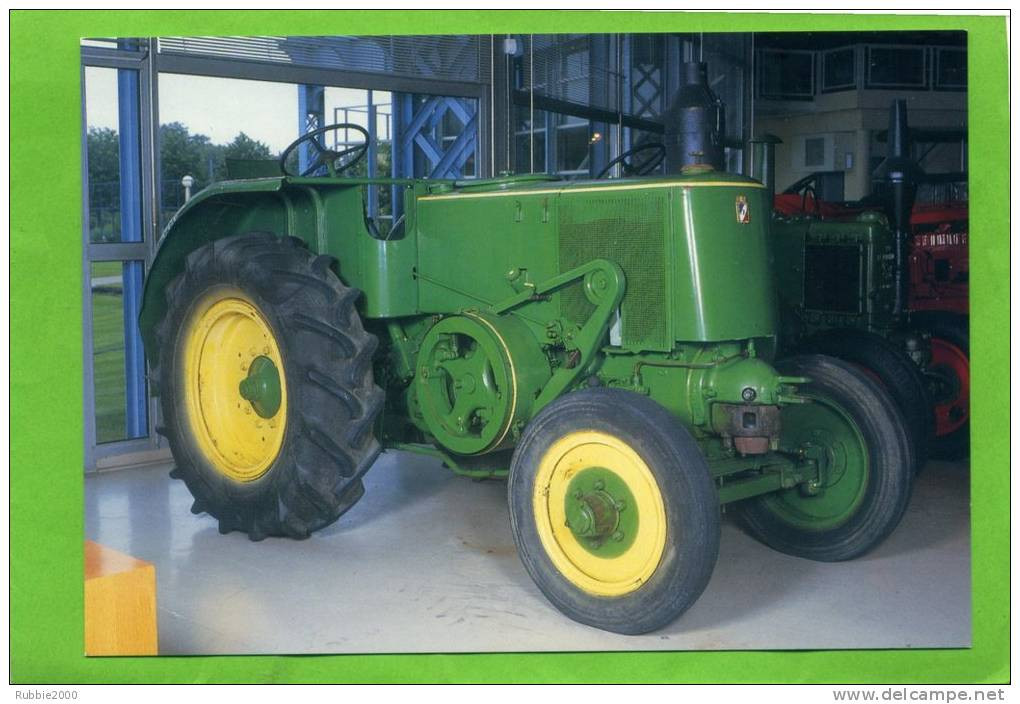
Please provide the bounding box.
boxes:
[140,122,914,635]
[752,100,969,466]
[766,205,937,470]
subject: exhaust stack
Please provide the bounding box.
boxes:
[664,62,726,173]
[873,99,924,316]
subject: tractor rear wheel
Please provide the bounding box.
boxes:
[797,328,932,473]
[508,388,720,634]
[154,233,384,540]
[912,312,970,461]
[735,355,914,561]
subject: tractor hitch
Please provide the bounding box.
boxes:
[712,403,782,455]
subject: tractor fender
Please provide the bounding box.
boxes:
[138,177,328,366]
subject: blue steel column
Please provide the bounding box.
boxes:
[117,66,147,439]
[391,93,415,220]
[298,84,325,174]
[395,93,418,178]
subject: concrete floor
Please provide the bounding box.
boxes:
[84,452,970,654]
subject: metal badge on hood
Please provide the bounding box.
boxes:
[735,195,750,224]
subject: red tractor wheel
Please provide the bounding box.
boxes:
[914,312,970,460]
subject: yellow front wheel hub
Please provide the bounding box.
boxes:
[533,430,667,597]
[183,291,287,482]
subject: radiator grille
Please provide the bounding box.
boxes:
[803,244,862,313]
[558,195,669,350]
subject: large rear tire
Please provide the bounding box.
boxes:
[912,312,970,461]
[508,388,720,634]
[797,328,932,472]
[153,233,384,540]
[735,355,914,562]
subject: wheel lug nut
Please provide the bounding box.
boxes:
[612,531,624,542]
[573,490,583,499]
[593,480,604,491]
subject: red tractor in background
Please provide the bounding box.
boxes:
[908,176,969,316]
[904,175,969,457]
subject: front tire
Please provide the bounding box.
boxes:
[154,233,384,540]
[735,355,914,561]
[508,388,720,635]
[797,327,932,472]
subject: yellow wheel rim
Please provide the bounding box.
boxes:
[533,430,667,597]
[182,290,287,482]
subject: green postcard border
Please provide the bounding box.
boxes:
[10,10,1009,684]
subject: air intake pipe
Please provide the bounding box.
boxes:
[664,62,726,172]
[872,99,923,316]
[747,133,782,205]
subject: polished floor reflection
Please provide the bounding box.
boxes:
[84,452,971,654]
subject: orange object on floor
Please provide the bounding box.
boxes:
[84,541,157,655]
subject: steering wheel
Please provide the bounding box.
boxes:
[801,184,822,217]
[783,173,817,195]
[596,142,666,179]
[280,123,370,177]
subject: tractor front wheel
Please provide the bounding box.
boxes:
[797,328,932,473]
[508,388,720,634]
[735,355,914,561]
[154,233,384,540]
